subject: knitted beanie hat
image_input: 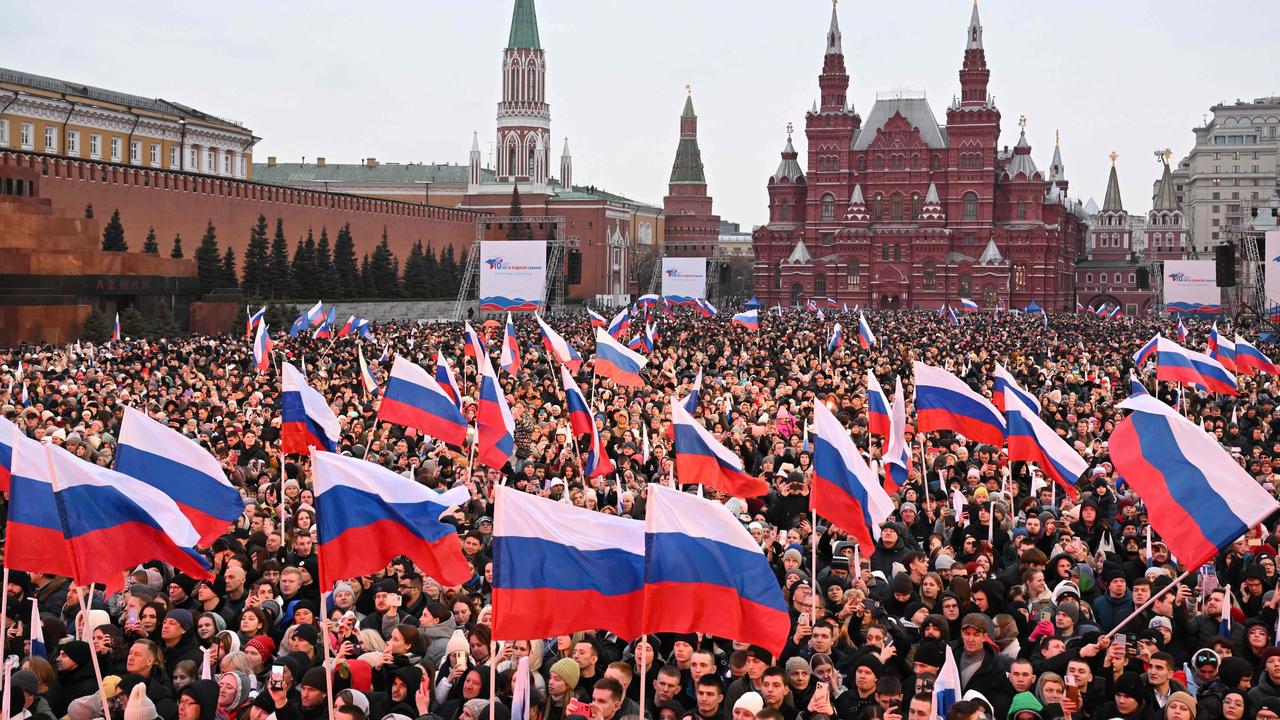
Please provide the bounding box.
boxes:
[550,657,580,690]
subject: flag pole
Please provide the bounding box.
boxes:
[810,506,819,622]
[80,587,112,718]
[1103,567,1193,640]
[314,460,338,720]
[0,566,9,720]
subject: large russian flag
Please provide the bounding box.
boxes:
[560,366,594,437]
[672,401,767,497]
[7,429,76,577]
[812,399,895,553]
[993,362,1042,415]
[960,298,979,312]
[1209,324,1237,372]
[537,315,583,372]
[584,419,615,479]
[866,371,890,439]
[594,328,648,388]
[1005,388,1086,498]
[913,361,1006,445]
[492,485,644,640]
[1155,337,1238,395]
[643,484,790,656]
[313,451,472,589]
[434,351,463,409]
[281,362,341,454]
[1235,335,1279,375]
[463,321,487,359]
[1111,394,1280,568]
[883,378,911,494]
[477,350,516,469]
[114,406,245,545]
[857,312,876,349]
[587,307,607,328]
[607,308,631,340]
[0,415,15,492]
[46,443,213,592]
[636,294,660,308]
[732,310,760,331]
[1132,333,1160,367]
[379,356,469,447]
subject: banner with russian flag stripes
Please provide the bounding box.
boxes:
[1111,394,1279,569]
[811,399,895,555]
[671,400,767,497]
[492,485,644,640]
[642,484,790,656]
[114,406,245,545]
[313,451,472,589]
[380,356,469,447]
[281,362,341,454]
[912,361,1006,445]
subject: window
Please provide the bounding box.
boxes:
[1085,273,1093,284]
[1129,273,1136,284]
[923,261,936,289]
[847,261,860,287]
[90,134,101,159]
[815,275,827,294]
[774,262,782,290]
[821,194,835,221]
[130,141,141,164]
[958,273,971,297]
[110,137,121,162]
[1017,200,1026,220]
[67,130,79,156]
[207,149,215,171]
[911,194,921,220]
[169,146,179,169]
[1013,263,1027,291]
[893,243,902,261]
[963,192,978,221]
[891,193,903,221]
[964,233,976,246]
[0,119,7,146]
[857,156,866,172]
[223,153,231,174]
[151,144,160,166]
[873,195,883,221]
[189,147,197,168]
[20,122,33,149]
[238,155,246,177]
[779,203,790,221]
[881,244,890,261]
[44,126,57,151]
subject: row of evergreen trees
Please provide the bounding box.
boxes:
[96,206,464,300]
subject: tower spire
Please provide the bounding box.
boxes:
[817,0,849,113]
[958,0,991,107]
[560,138,572,189]
[495,0,549,185]
[507,0,540,50]
[670,90,706,184]
[967,0,983,50]
[1102,152,1124,213]
[826,0,842,55]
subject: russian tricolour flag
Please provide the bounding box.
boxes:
[1005,381,1086,498]
[732,309,760,331]
[500,313,522,375]
[492,485,644,641]
[1155,336,1238,395]
[561,366,594,438]
[252,321,271,372]
[281,362,341,454]
[0,415,16,493]
[866,371,890,439]
[477,349,516,469]
[1176,319,1188,342]
[960,298,979,312]
[28,599,44,659]
[42,442,212,591]
[812,399,895,554]
[1209,323,1237,372]
[1133,333,1160,367]
[246,306,265,339]
[883,378,911,494]
[463,321,487,359]
[1235,335,1279,375]
[827,323,843,354]
[380,356,469,447]
[587,307,606,328]
[642,484,790,656]
[607,308,631,340]
[537,316,583,372]
[303,301,326,326]
[672,400,767,497]
[993,362,1042,415]
[680,368,703,414]
[932,645,963,720]
[313,451,472,589]
[636,293,660,308]
[434,351,463,409]
[594,327,647,388]
[913,361,1006,445]
[357,347,379,395]
[857,312,876,349]
[1112,394,1280,568]
[7,429,76,577]
[115,407,244,546]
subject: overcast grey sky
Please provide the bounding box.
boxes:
[9,1,1280,227]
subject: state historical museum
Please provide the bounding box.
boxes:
[752,3,1087,311]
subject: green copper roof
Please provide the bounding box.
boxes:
[682,94,695,118]
[670,138,706,184]
[1102,164,1124,213]
[507,0,541,50]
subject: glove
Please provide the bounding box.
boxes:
[1028,619,1055,642]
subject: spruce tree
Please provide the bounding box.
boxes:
[221,247,238,289]
[194,221,222,295]
[170,234,184,259]
[358,254,374,297]
[422,244,440,298]
[241,214,270,298]
[506,185,531,240]
[439,244,459,297]
[82,309,111,343]
[369,229,400,298]
[119,306,148,337]
[315,227,339,298]
[142,227,159,254]
[292,230,318,299]
[101,209,127,251]
[332,224,359,298]
[85,203,94,219]
[268,218,294,298]
[403,240,426,297]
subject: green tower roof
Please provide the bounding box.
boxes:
[670,138,706,184]
[682,94,696,118]
[507,0,541,50]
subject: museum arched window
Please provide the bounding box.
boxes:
[923,261,936,289]
[963,192,978,221]
[821,193,835,221]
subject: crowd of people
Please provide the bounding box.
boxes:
[3,306,1280,720]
